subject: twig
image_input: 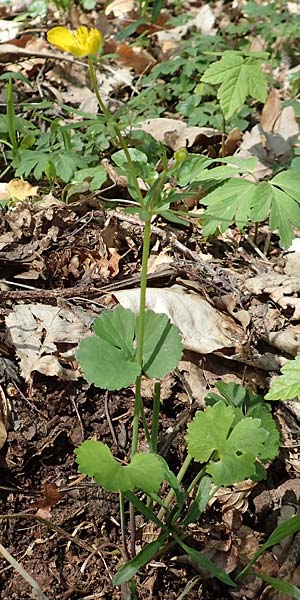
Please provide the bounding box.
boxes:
[0,542,49,600]
[104,391,118,447]
[0,267,175,300]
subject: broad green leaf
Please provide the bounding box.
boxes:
[253,572,300,599]
[265,358,300,401]
[186,402,235,462]
[77,307,140,390]
[142,310,183,379]
[201,51,268,119]
[175,536,236,586]
[73,166,107,191]
[93,307,136,358]
[75,441,165,493]
[247,406,279,461]
[113,534,168,586]
[186,402,270,486]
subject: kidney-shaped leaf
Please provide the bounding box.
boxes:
[76,306,141,390]
[75,440,165,493]
[142,310,183,378]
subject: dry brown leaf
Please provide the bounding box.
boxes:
[105,0,135,16]
[245,272,300,320]
[135,118,221,151]
[6,304,92,382]
[114,287,243,353]
[7,178,38,201]
[116,43,156,74]
[261,88,281,132]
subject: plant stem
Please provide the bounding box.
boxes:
[131,217,152,456]
[151,382,161,454]
[158,454,192,521]
[88,57,144,208]
[221,112,226,159]
[119,492,130,561]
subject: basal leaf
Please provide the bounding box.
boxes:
[129,452,166,494]
[265,357,300,401]
[208,451,257,486]
[186,402,235,462]
[75,441,165,493]
[142,310,183,378]
[248,406,280,461]
[77,307,140,390]
[201,51,268,119]
[186,402,271,486]
[93,306,136,358]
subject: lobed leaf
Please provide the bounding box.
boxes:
[265,357,300,401]
[75,440,165,493]
[186,401,270,486]
[201,51,268,119]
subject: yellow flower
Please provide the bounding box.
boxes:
[47,26,103,58]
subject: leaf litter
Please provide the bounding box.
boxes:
[1,1,300,599]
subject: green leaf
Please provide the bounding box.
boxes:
[182,476,212,525]
[73,166,107,191]
[202,175,300,247]
[75,440,165,493]
[77,307,141,390]
[113,534,168,586]
[201,51,268,119]
[175,536,236,587]
[265,358,300,401]
[186,402,269,486]
[238,516,300,580]
[202,178,256,236]
[253,572,300,599]
[142,310,183,379]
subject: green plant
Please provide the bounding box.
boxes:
[266,357,300,401]
[40,26,297,594]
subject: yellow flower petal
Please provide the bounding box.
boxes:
[47,27,75,53]
[47,26,103,57]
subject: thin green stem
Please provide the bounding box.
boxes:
[88,57,144,208]
[131,217,152,457]
[151,382,161,454]
[158,455,192,521]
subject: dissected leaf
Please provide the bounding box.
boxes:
[186,402,270,486]
[201,51,268,119]
[75,440,165,493]
[205,382,279,462]
[265,357,300,401]
[202,173,300,247]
